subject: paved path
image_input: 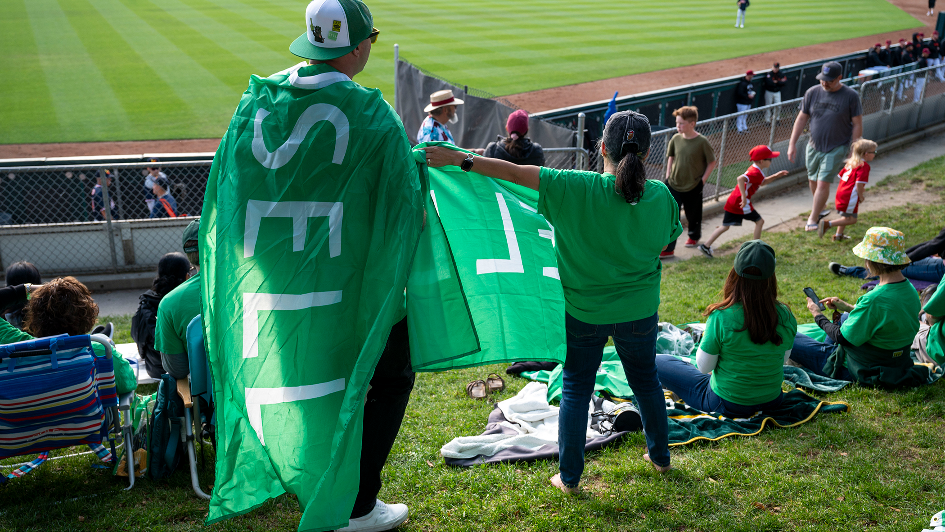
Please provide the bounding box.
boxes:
[665,129,945,261]
[94,129,945,316]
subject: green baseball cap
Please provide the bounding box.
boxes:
[734,239,776,280]
[182,219,200,253]
[290,0,374,61]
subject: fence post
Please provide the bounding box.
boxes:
[393,44,399,106]
[768,103,777,148]
[99,167,120,273]
[796,67,805,98]
[914,69,930,130]
[884,76,899,140]
[114,168,125,221]
[576,112,586,170]
[714,118,728,202]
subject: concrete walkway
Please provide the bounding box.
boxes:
[94,128,945,316]
[665,127,945,261]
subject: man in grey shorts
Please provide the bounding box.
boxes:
[787,61,862,232]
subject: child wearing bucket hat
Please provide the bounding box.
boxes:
[698,145,789,258]
[655,240,797,416]
[425,110,683,492]
[791,227,929,387]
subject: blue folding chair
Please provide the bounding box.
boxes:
[174,314,212,499]
[0,334,135,487]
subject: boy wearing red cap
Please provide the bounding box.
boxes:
[698,146,788,258]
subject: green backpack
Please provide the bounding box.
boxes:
[147,375,184,479]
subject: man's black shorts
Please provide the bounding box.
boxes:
[722,209,762,226]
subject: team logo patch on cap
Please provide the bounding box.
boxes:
[310,19,324,42]
[626,130,634,141]
[329,19,341,40]
[823,65,829,74]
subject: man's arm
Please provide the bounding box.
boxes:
[425,146,541,190]
[851,115,863,143]
[787,112,810,162]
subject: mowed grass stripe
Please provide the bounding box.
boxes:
[164,0,291,75]
[61,0,192,141]
[95,0,243,138]
[202,0,298,42]
[182,0,295,54]
[0,0,58,141]
[26,0,130,141]
[114,0,254,94]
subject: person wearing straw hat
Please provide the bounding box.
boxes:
[417,89,464,145]
[791,227,927,388]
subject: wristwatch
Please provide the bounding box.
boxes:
[460,153,475,172]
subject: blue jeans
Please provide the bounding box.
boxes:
[789,313,854,381]
[840,257,945,283]
[558,312,669,488]
[654,355,784,417]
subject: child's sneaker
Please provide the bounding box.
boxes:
[698,244,713,258]
[659,250,674,259]
[828,262,842,275]
[832,234,851,242]
[683,238,699,248]
[817,219,829,238]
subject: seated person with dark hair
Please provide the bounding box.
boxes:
[14,277,137,394]
[149,177,178,218]
[793,228,924,387]
[829,226,945,283]
[3,261,41,330]
[155,220,201,379]
[132,252,192,378]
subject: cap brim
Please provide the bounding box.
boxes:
[290,33,358,61]
[770,150,781,158]
[815,73,838,81]
[423,99,464,113]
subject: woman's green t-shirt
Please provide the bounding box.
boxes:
[923,283,945,365]
[537,169,682,324]
[841,281,920,349]
[700,303,797,406]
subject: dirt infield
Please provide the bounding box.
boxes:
[0,0,934,160]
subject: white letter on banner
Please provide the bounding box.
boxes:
[476,193,525,275]
[245,378,345,446]
[242,291,343,359]
[244,200,342,258]
[538,228,559,280]
[252,104,349,169]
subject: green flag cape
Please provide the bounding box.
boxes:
[200,62,424,532]
[407,143,566,371]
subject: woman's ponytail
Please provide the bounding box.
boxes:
[614,150,646,204]
[602,111,652,204]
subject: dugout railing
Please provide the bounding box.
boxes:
[0,66,942,276]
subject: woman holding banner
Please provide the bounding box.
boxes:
[425,110,682,493]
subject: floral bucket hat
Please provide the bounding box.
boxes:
[852,226,911,265]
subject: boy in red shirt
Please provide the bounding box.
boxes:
[818,139,876,241]
[698,145,788,258]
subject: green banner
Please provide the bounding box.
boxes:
[200,63,424,532]
[408,144,566,371]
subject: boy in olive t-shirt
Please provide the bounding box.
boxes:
[663,106,717,256]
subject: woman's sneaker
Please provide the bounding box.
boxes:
[698,244,713,258]
[338,500,409,532]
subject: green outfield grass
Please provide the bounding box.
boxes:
[0,0,922,145]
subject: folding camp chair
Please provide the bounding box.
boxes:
[174,314,212,499]
[0,334,135,488]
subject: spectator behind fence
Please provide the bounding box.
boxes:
[483,110,545,166]
[867,44,887,68]
[144,157,166,214]
[662,105,717,257]
[914,48,932,103]
[131,252,191,379]
[879,40,894,66]
[154,220,201,380]
[828,226,945,284]
[788,61,862,233]
[3,261,41,330]
[20,277,136,395]
[91,169,117,222]
[149,176,178,218]
[817,139,877,241]
[425,110,682,492]
[655,240,796,416]
[792,227,925,388]
[763,62,786,122]
[416,89,484,154]
[734,70,755,133]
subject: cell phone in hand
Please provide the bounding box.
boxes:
[803,287,825,311]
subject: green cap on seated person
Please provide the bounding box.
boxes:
[289,0,374,61]
[182,219,200,253]
[852,227,911,265]
[734,239,776,280]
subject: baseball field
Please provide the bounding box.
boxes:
[0,0,922,145]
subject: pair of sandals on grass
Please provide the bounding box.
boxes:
[465,373,506,399]
[806,210,852,241]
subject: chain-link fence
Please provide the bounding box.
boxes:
[637,63,945,203]
[1,65,942,277]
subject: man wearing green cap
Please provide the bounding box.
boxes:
[200,0,423,530]
[154,219,201,380]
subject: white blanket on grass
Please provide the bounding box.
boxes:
[440,381,614,459]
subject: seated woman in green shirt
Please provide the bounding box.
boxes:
[21,277,137,395]
[792,227,923,386]
[920,283,945,367]
[655,240,797,416]
[425,111,683,494]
